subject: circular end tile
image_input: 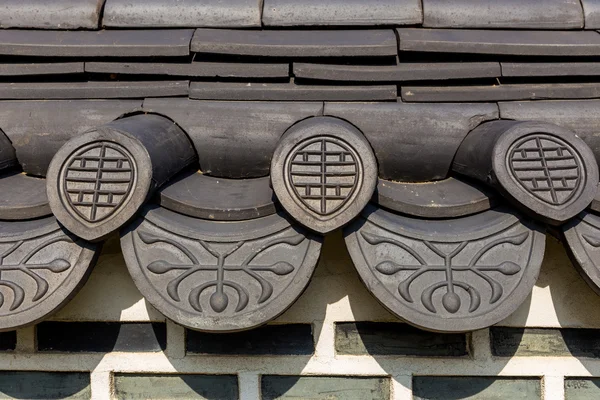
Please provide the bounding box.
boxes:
[0,217,98,331]
[374,177,497,218]
[492,122,598,225]
[344,205,545,333]
[0,171,51,220]
[121,206,322,332]
[159,171,276,221]
[271,117,377,233]
[47,127,153,242]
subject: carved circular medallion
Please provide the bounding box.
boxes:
[47,128,153,242]
[344,205,545,333]
[121,206,322,332]
[271,117,377,233]
[62,142,135,223]
[563,212,600,295]
[507,135,582,206]
[0,217,98,331]
[493,122,598,224]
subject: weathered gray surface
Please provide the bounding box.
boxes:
[0,0,103,30]
[114,374,238,400]
[335,322,467,356]
[294,62,501,82]
[501,62,600,77]
[413,376,541,400]
[566,378,600,399]
[121,207,322,332]
[0,100,142,176]
[262,376,390,400]
[563,212,600,296]
[271,117,378,233]
[47,115,196,242]
[262,0,422,26]
[324,102,499,181]
[0,172,50,220]
[582,0,600,29]
[454,120,599,225]
[0,217,98,331]
[402,83,600,102]
[159,172,276,221]
[344,206,545,332]
[423,0,584,29]
[0,29,194,57]
[190,81,396,101]
[0,372,90,399]
[375,177,497,218]
[103,0,261,28]
[499,100,600,171]
[85,62,289,78]
[191,29,398,57]
[398,28,600,56]
[0,81,189,100]
[143,98,322,178]
[491,326,600,357]
[0,63,84,76]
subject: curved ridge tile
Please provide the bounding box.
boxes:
[143,98,322,179]
[191,29,398,58]
[159,171,276,221]
[0,172,50,220]
[0,0,104,30]
[262,0,422,26]
[0,30,193,58]
[398,28,600,56]
[0,100,142,177]
[121,206,322,332]
[563,212,600,295]
[0,217,99,331]
[46,115,196,242]
[344,205,545,333]
[103,0,261,28]
[324,102,499,182]
[423,0,584,29]
[375,177,498,218]
[271,117,377,234]
[453,120,598,225]
[582,0,600,29]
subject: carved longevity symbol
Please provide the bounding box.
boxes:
[137,231,305,313]
[362,231,528,314]
[508,134,582,206]
[288,138,359,216]
[0,233,72,311]
[63,142,134,223]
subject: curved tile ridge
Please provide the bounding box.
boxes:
[262,0,422,26]
[423,0,584,29]
[0,216,99,331]
[46,114,197,241]
[0,0,104,30]
[453,120,598,225]
[0,128,16,173]
[158,171,277,221]
[324,102,499,182]
[0,100,142,177]
[344,204,546,332]
[103,0,261,28]
[0,172,50,220]
[398,28,600,56]
[121,206,322,332]
[374,177,498,218]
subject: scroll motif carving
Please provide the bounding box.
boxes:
[344,206,545,332]
[121,207,322,332]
